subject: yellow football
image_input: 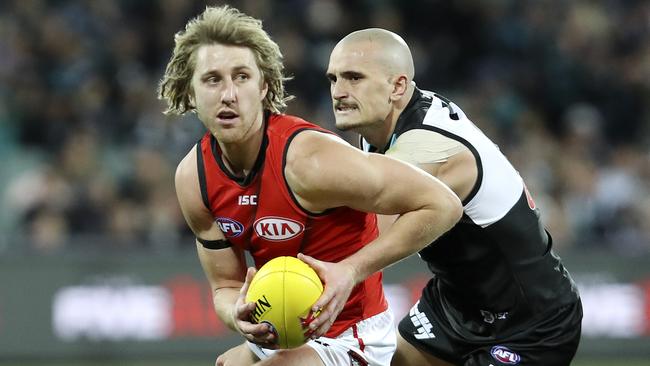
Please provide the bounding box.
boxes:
[245,256,323,349]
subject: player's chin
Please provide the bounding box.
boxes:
[334,118,362,131]
[212,129,242,144]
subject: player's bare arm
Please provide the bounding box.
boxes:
[415,149,477,202]
[285,131,463,338]
[375,148,476,234]
[175,146,275,346]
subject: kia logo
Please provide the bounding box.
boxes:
[254,217,304,241]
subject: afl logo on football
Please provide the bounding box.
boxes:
[216,217,244,237]
[254,217,304,241]
[491,345,521,364]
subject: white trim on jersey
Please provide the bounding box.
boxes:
[420,93,524,227]
[361,137,372,153]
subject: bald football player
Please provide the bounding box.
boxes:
[326,28,583,366]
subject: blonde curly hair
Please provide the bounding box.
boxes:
[158,5,292,115]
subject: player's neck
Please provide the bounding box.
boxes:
[358,119,395,151]
[361,87,414,151]
[218,121,264,178]
[375,84,415,153]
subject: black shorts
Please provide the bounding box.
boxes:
[397,291,582,365]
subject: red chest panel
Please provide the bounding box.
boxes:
[196,114,387,336]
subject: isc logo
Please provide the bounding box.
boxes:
[490,346,521,364]
[254,217,304,241]
[216,217,244,237]
[238,195,257,205]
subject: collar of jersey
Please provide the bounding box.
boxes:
[210,110,270,187]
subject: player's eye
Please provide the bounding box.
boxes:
[204,75,220,84]
[341,72,363,83]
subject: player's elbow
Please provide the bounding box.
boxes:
[436,188,463,230]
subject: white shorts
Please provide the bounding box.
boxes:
[247,309,396,366]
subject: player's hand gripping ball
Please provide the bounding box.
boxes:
[245,256,323,348]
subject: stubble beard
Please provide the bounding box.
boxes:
[335,114,369,132]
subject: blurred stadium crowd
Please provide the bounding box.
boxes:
[0,0,648,255]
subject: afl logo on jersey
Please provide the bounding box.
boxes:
[254,217,304,241]
[216,217,244,238]
[490,346,521,364]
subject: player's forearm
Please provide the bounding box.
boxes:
[212,287,242,332]
[342,199,461,283]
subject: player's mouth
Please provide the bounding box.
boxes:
[216,110,240,125]
[334,103,358,114]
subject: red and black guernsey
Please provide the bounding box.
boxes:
[196,113,388,337]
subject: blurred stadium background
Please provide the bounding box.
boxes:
[0,0,649,365]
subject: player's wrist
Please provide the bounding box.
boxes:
[340,259,363,285]
[226,301,245,334]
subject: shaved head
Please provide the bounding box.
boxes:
[327,28,416,138]
[336,28,414,80]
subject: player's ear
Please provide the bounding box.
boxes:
[260,81,269,101]
[390,74,408,101]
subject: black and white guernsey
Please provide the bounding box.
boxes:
[363,88,580,337]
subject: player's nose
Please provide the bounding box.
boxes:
[331,80,348,100]
[221,79,236,104]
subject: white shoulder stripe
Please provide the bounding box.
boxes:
[421,98,524,227]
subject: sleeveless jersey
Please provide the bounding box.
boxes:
[362,88,579,336]
[197,113,387,337]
